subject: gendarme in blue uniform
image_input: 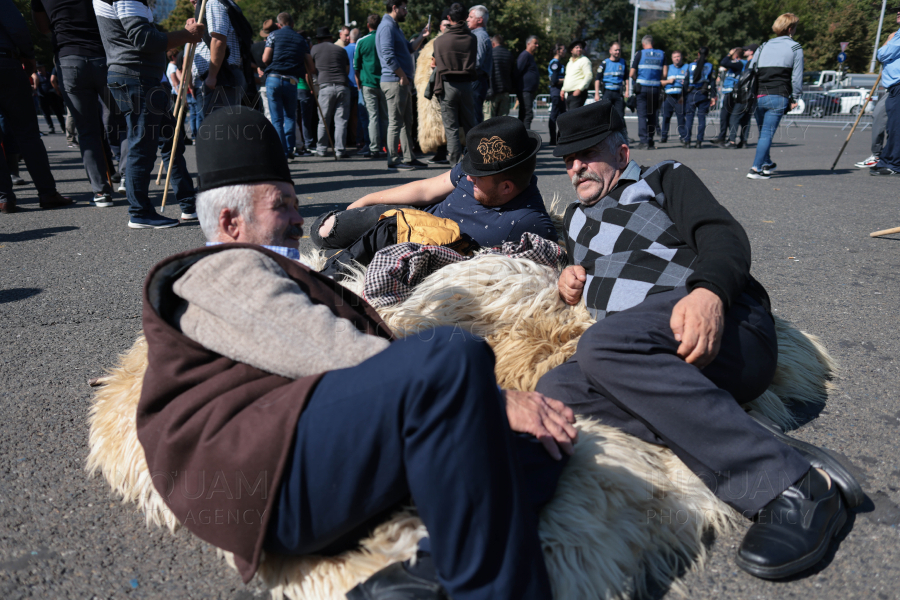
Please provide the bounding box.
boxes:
[548,57,564,89]
[635,48,664,87]
[424,163,558,247]
[721,59,746,93]
[665,62,688,95]
[686,61,714,91]
[598,58,626,91]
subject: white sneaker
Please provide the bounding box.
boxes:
[117,181,126,193]
[854,155,879,168]
[747,169,770,180]
[180,212,198,221]
[94,193,114,208]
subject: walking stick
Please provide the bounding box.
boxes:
[155,159,164,185]
[870,226,900,237]
[830,72,882,171]
[309,76,339,161]
[161,0,208,210]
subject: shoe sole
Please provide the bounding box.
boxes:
[735,499,847,580]
[746,173,770,179]
[128,221,179,229]
[94,202,114,208]
[748,410,864,508]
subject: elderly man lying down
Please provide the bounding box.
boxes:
[136,107,575,600]
[536,101,863,580]
[310,116,559,250]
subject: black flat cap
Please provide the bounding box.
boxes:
[553,101,626,157]
[195,106,293,192]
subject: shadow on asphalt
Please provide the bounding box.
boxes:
[771,169,855,177]
[0,287,42,304]
[0,225,78,242]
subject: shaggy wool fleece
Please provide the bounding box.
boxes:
[414,38,447,154]
[87,255,836,600]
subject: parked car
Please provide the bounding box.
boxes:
[787,92,841,118]
[826,88,874,115]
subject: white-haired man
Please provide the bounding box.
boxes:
[536,100,863,581]
[136,106,576,600]
[467,4,492,123]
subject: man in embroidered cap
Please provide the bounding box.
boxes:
[536,100,862,581]
[311,115,558,251]
[136,106,575,600]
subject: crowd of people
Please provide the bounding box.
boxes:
[3,0,897,596]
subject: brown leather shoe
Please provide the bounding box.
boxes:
[39,191,74,209]
[0,196,17,213]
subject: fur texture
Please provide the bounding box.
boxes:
[414,38,447,154]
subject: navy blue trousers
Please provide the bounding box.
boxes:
[875,82,900,171]
[636,87,663,144]
[536,288,809,516]
[266,328,564,600]
[660,94,685,141]
[683,90,711,143]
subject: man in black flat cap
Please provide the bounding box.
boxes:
[136,106,575,600]
[536,100,863,582]
[311,115,558,250]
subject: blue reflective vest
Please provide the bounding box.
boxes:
[635,48,665,87]
[664,63,688,94]
[686,61,713,91]
[721,59,746,93]
[548,57,565,88]
[599,58,626,91]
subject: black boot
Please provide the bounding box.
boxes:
[347,551,448,600]
[6,153,25,186]
[736,468,848,580]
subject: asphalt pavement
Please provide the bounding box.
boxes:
[1,117,899,599]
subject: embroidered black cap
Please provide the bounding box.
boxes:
[195,106,293,192]
[460,116,542,177]
[552,100,627,157]
[315,26,333,39]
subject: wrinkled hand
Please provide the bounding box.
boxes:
[558,265,586,305]
[204,73,217,90]
[504,390,577,460]
[790,100,799,110]
[185,18,205,43]
[669,287,724,368]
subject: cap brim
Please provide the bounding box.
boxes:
[553,129,618,158]
[460,130,543,177]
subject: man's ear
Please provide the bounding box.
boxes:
[218,208,243,241]
[617,143,630,169]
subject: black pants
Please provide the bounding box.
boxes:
[39,92,66,131]
[660,94,685,141]
[311,204,414,249]
[548,86,565,144]
[565,92,587,111]
[636,87,663,144]
[602,89,625,120]
[536,288,809,516]
[471,73,490,124]
[518,90,536,130]
[266,328,565,600]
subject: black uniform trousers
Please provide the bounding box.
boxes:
[548,86,565,145]
[602,89,625,120]
[536,287,810,516]
[660,93,686,141]
[636,86,663,144]
[266,328,566,600]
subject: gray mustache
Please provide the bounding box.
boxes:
[571,169,602,187]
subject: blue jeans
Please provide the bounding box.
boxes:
[683,90,710,143]
[266,75,298,156]
[187,94,201,137]
[107,73,195,218]
[471,73,490,124]
[0,66,57,201]
[752,95,790,171]
[266,328,562,600]
[874,83,900,171]
[197,66,246,117]
[355,86,370,148]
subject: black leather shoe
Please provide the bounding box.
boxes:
[870,166,900,176]
[346,553,448,600]
[747,410,864,508]
[736,468,847,579]
[693,141,702,149]
[682,141,690,148]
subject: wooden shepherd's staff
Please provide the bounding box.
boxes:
[830,71,882,171]
[161,0,209,210]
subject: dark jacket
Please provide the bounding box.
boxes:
[491,45,515,94]
[432,22,477,96]
[136,244,393,583]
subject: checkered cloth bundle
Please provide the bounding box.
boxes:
[364,233,567,308]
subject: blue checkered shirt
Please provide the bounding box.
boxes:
[192,0,242,80]
[205,242,300,262]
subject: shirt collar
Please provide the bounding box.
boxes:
[205,241,300,261]
[616,160,642,187]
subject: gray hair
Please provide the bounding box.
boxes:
[641,35,653,46]
[350,27,360,42]
[468,5,488,26]
[598,131,628,158]
[196,183,257,241]
[526,35,539,45]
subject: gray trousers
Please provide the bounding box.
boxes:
[381,80,414,165]
[872,92,888,156]
[439,80,477,166]
[484,92,510,120]
[362,85,388,154]
[317,83,350,153]
[58,55,113,195]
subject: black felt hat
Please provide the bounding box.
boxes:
[568,39,586,51]
[315,26,333,39]
[553,101,626,157]
[195,106,293,192]
[460,116,542,177]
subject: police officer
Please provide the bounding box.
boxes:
[629,34,667,149]
[683,46,716,148]
[548,43,566,146]
[714,47,745,146]
[594,42,627,119]
[659,50,688,144]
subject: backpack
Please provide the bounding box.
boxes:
[195,0,255,96]
[732,41,766,105]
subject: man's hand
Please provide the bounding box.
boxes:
[21,58,36,77]
[185,18,205,42]
[399,73,410,87]
[422,23,431,37]
[669,287,725,368]
[572,89,581,97]
[347,197,372,209]
[790,100,798,110]
[205,73,217,90]
[560,88,565,99]
[594,91,600,101]
[504,390,577,460]
[558,265,586,305]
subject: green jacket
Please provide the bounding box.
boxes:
[354,31,381,88]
